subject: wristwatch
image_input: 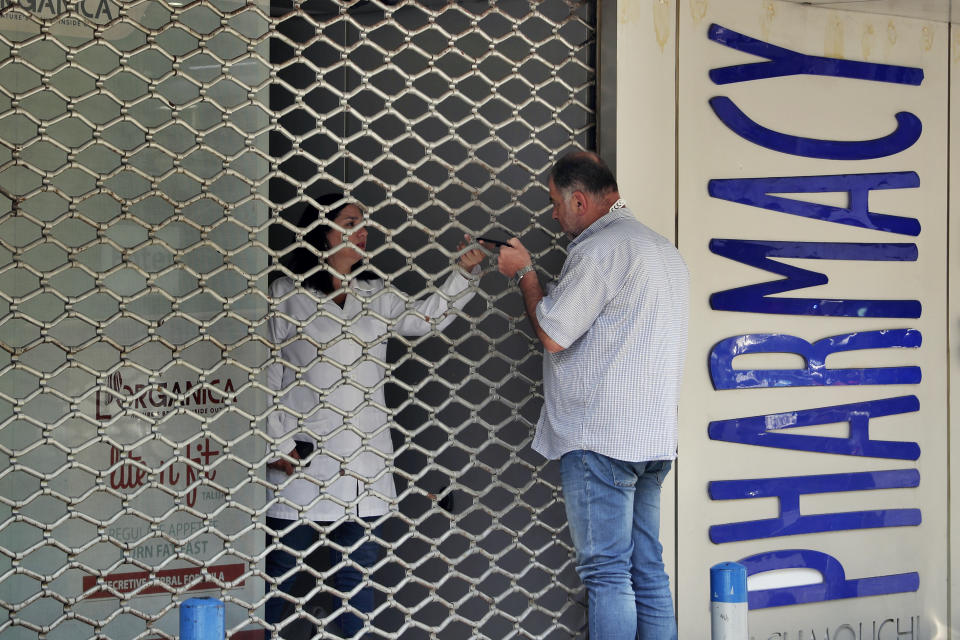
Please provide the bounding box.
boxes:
[514,264,534,286]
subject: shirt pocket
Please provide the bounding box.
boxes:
[552,350,584,422]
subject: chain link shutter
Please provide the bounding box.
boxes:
[0,1,595,637]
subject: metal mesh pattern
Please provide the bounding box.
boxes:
[0,1,595,638]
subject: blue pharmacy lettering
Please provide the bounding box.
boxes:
[709,239,921,318]
[709,97,922,160]
[739,549,918,609]
[708,173,921,236]
[709,329,921,389]
[707,395,920,460]
[709,469,921,543]
[708,24,923,86]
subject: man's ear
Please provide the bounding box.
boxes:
[572,190,588,212]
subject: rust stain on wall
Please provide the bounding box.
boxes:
[689,0,707,25]
[861,23,875,61]
[653,0,672,52]
[759,1,775,41]
[921,25,934,52]
[882,19,898,60]
[619,0,642,26]
[825,13,844,59]
[618,0,671,53]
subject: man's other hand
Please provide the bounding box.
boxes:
[497,238,532,278]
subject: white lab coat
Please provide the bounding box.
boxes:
[265,270,477,522]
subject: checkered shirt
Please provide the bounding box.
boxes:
[532,206,690,462]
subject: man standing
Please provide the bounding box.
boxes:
[498,152,689,640]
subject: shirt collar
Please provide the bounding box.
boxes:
[568,199,631,249]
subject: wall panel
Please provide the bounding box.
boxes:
[949,22,960,640]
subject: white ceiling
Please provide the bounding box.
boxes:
[781,0,954,23]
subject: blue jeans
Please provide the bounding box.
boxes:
[265,516,381,638]
[561,450,676,640]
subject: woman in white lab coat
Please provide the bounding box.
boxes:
[264,195,486,638]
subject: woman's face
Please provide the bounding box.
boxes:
[325,204,367,265]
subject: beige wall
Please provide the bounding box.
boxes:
[606,0,680,611]
[609,0,678,243]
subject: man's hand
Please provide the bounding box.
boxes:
[267,447,300,476]
[497,238,532,278]
[497,237,565,353]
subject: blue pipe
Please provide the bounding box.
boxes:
[180,597,224,640]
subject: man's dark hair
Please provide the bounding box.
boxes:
[549,151,618,196]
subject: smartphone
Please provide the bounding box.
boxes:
[478,236,511,247]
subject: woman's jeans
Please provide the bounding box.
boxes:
[560,450,677,640]
[265,516,381,638]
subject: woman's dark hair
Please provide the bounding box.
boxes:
[278,193,374,294]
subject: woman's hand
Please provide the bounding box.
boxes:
[267,447,300,476]
[457,234,488,273]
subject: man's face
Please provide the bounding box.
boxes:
[548,178,580,237]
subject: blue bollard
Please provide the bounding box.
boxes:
[181,597,224,640]
[710,562,748,640]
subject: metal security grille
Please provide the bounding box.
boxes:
[0,1,595,638]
